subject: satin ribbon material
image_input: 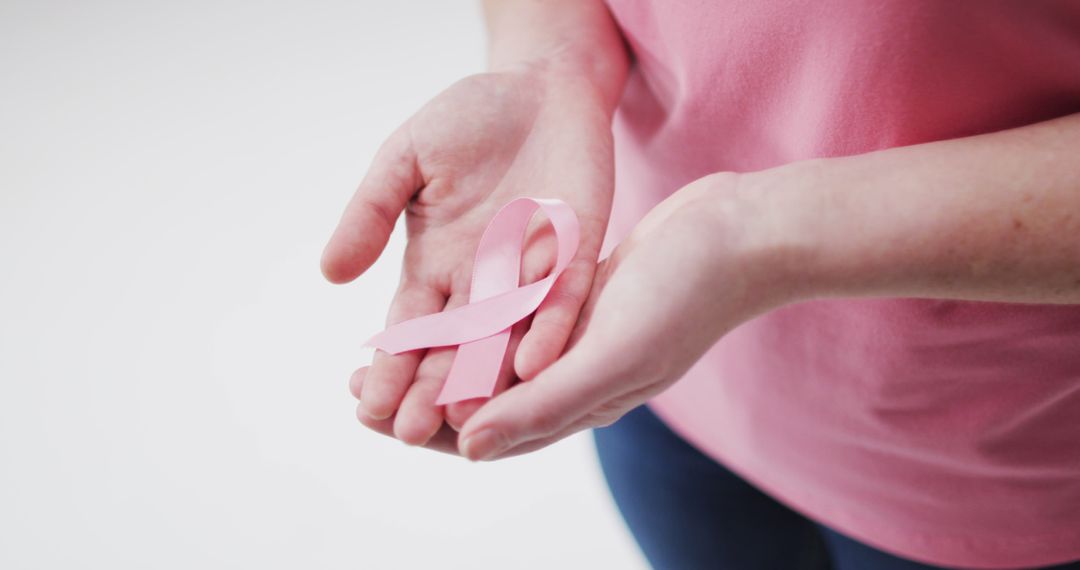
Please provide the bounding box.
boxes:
[365,198,580,405]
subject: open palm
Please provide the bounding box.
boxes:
[323,68,615,449]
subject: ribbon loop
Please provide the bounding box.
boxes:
[365,198,580,405]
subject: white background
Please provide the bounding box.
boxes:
[0,1,647,568]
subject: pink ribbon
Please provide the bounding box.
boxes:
[365,198,580,405]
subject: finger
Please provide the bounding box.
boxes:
[321,129,420,284]
[549,254,612,357]
[458,338,643,461]
[391,293,462,445]
[444,316,529,431]
[360,284,445,420]
[349,366,369,400]
[388,293,464,439]
[514,257,597,380]
[485,384,661,461]
[356,406,461,456]
[485,420,588,460]
[392,358,450,445]
[483,420,586,461]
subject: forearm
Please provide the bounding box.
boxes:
[743,112,1080,306]
[481,0,628,111]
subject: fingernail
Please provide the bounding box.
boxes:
[461,429,511,462]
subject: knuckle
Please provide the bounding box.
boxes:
[587,403,626,429]
[357,195,398,236]
[523,406,565,438]
[543,285,587,312]
[355,406,391,434]
[591,415,619,429]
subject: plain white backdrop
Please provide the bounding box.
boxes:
[0,1,647,568]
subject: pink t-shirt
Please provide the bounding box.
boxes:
[600,1,1080,567]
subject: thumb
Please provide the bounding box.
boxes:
[457,335,640,461]
[321,129,419,284]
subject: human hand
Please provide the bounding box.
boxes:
[324,64,617,448]
[455,173,806,460]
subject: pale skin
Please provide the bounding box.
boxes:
[324,0,1080,461]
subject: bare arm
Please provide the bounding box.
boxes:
[747,111,1080,306]
[481,0,628,111]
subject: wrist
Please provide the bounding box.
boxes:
[512,54,627,117]
[695,167,827,313]
[484,2,628,113]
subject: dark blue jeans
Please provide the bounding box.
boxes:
[593,405,1080,570]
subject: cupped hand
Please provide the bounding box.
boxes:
[323,65,616,447]
[455,174,798,460]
